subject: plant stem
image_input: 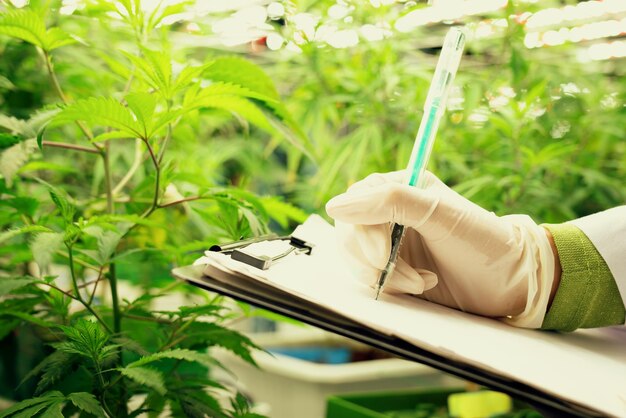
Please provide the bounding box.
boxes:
[112,139,145,195]
[158,195,201,208]
[42,51,102,152]
[103,143,115,215]
[156,121,172,165]
[56,250,100,271]
[109,263,121,335]
[42,140,101,154]
[87,267,104,305]
[141,139,160,218]
[123,313,172,324]
[56,248,113,334]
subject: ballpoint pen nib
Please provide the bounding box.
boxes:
[374,285,382,300]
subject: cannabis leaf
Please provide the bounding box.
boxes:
[0,391,65,418]
[0,277,37,297]
[0,139,38,187]
[0,9,74,52]
[204,56,312,156]
[123,49,173,99]
[206,57,279,100]
[54,97,144,139]
[54,320,116,366]
[119,366,166,395]
[123,348,219,369]
[20,351,75,395]
[0,225,53,245]
[66,392,106,418]
[30,232,64,272]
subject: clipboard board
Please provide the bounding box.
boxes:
[172,216,626,418]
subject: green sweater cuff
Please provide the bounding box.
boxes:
[541,223,625,332]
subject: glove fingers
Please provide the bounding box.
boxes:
[347,170,406,192]
[358,223,392,270]
[327,182,437,228]
[385,258,431,295]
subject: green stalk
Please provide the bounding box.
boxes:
[109,263,121,335]
[66,245,113,334]
[102,142,127,416]
[141,138,161,218]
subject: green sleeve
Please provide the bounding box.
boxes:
[540,223,625,332]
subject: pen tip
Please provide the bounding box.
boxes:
[374,287,381,300]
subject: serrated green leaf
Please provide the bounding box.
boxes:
[56,320,111,362]
[0,225,52,245]
[82,225,125,265]
[125,92,157,137]
[0,9,73,52]
[123,49,173,99]
[44,27,75,50]
[0,9,47,49]
[172,63,212,93]
[0,391,63,418]
[30,232,64,272]
[25,109,60,137]
[194,95,276,134]
[177,322,261,366]
[147,108,185,137]
[187,82,278,107]
[39,402,64,418]
[0,277,37,297]
[19,351,73,394]
[119,366,166,395]
[0,138,38,187]
[0,114,28,134]
[125,348,218,369]
[1,311,56,328]
[8,402,51,418]
[54,97,144,138]
[95,51,132,80]
[146,1,191,32]
[67,392,106,418]
[48,187,75,224]
[207,56,279,100]
[175,391,226,418]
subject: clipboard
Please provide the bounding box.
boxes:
[172,216,626,418]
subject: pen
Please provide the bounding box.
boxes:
[374,27,466,300]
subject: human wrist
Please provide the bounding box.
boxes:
[543,226,562,308]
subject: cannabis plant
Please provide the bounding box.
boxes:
[264,1,626,221]
[0,2,306,417]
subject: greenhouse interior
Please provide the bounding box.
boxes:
[0,0,625,417]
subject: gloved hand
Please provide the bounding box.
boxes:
[326,170,556,328]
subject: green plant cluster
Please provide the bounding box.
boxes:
[260,1,626,222]
[0,1,309,417]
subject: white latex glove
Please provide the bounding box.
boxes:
[326,170,556,328]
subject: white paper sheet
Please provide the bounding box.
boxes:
[195,215,626,417]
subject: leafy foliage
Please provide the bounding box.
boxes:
[0,2,310,417]
[0,9,74,52]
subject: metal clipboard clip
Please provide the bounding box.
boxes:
[209,235,314,270]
